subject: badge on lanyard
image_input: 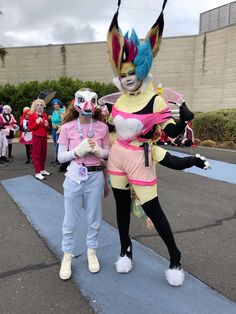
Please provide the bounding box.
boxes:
[78,164,88,181]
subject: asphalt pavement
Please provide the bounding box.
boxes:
[0,141,235,313]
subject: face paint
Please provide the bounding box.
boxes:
[120,62,142,92]
[35,102,44,114]
[74,90,98,117]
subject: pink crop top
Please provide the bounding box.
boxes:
[112,106,172,142]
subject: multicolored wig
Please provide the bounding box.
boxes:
[107,0,168,80]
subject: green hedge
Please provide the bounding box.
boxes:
[1,78,235,144]
[0,76,117,121]
[193,109,236,143]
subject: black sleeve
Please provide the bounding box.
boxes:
[164,102,194,138]
[159,152,195,170]
[164,120,187,138]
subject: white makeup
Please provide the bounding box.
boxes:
[120,62,142,92]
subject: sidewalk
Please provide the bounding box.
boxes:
[0,143,236,313]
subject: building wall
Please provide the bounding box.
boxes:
[0,24,236,112]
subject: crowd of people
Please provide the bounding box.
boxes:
[0,99,60,178]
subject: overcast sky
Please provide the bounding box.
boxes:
[0,0,232,47]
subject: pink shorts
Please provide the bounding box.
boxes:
[107,140,157,186]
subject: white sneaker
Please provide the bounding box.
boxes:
[87,248,100,273]
[59,253,73,280]
[40,170,51,176]
[35,173,45,180]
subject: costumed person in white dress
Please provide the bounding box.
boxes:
[1,105,18,158]
[106,0,204,286]
[173,122,195,147]
[57,88,109,280]
[0,104,9,163]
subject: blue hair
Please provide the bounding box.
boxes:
[123,29,153,81]
[134,38,153,81]
[51,98,62,107]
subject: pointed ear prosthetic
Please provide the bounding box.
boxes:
[107,4,124,76]
[145,0,168,58]
[107,0,168,76]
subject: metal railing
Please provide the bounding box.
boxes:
[199,1,236,33]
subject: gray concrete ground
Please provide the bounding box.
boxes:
[0,142,235,313]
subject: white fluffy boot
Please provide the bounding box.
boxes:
[87,248,100,273]
[115,255,132,273]
[165,267,185,286]
[59,253,73,280]
[115,245,133,273]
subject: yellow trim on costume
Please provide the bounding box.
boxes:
[109,174,158,204]
[132,184,158,205]
[152,145,167,163]
[109,174,130,190]
[109,132,117,145]
[115,82,156,112]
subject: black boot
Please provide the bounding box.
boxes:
[0,157,5,164]
[58,162,69,172]
[1,156,9,162]
[120,242,133,259]
[8,144,13,158]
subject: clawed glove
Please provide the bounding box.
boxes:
[179,102,194,122]
[74,139,93,157]
[193,154,211,170]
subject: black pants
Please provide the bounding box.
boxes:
[112,188,181,268]
[25,144,31,161]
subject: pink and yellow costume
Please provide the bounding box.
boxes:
[106,0,197,286]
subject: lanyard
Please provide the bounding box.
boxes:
[77,118,94,139]
[76,118,94,169]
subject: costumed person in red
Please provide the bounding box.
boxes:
[0,104,9,163]
[106,0,200,286]
[19,107,33,164]
[1,105,18,158]
[28,99,51,180]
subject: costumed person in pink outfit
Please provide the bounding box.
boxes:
[28,99,51,180]
[57,88,109,280]
[1,105,18,158]
[0,104,9,163]
[106,0,207,286]
[19,107,33,164]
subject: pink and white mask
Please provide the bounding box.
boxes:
[74,90,98,117]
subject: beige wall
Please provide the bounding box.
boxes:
[1,24,236,112]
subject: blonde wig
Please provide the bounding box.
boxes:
[31,99,46,112]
